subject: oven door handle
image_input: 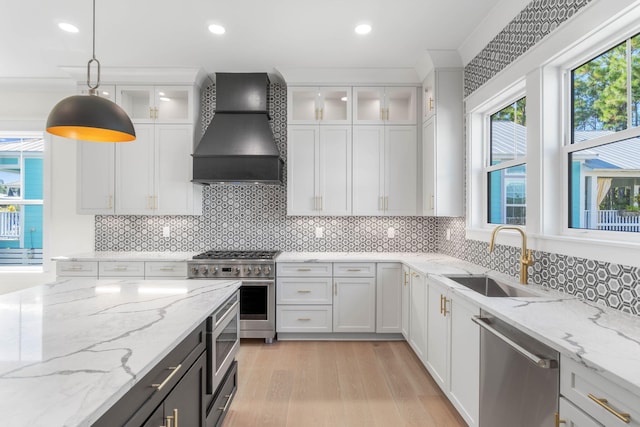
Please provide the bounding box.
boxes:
[214,300,239,331]
[239,279,275,286]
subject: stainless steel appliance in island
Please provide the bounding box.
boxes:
[188,250,279,343]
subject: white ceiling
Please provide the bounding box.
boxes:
[0,0,525,82]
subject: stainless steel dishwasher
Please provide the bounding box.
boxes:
[473,311,559,427]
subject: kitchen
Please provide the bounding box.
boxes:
[1,0,640,425]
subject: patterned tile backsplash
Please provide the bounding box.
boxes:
[464,0,593,97]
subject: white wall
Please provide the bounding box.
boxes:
[0,82,95,292]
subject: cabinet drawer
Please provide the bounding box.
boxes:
[276,262,332,277]
[561,355,639,426]
[99,261,145,277]
[145,261,188,278]
[559,397,603,426]
[333,262,375,277]
[277,277,333,304]
[276,305,332,332]
[206,360,238,427]
[56,261,98,277]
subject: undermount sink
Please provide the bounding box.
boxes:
[444,275,540,298]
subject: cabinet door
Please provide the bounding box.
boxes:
[76,141,114,214]
[115,124,156,214]
[353,87,385,124]
[288,87,321,124]
[117,85,155,123]
[154,86,193,123]
[425,279,448,389]
[408,270,427,361]
[318,126,351,215]
[422,118,436,216]
[319,87,351,124]
[287,126,319,215]
[163,352,206,427]
[385,87,416,125]
[385,126,417,215]
[449,294,480,427]
[141,404,164,427]
[155,124,199,215]
[333,277,376,333]
[401,265,410,339]
[376,263,402,333]
[559,397,604,427]
[352,126,385,215]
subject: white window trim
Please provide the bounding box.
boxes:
[466,0,640,268]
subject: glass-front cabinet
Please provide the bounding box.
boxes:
[353,86,416,125]
[116,85,194,124]
[287,87,351,125]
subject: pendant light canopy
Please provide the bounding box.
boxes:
[46,0,135,143]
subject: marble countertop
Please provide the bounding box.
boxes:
[51,251,198,262]
[277,251,640,397]
[0,278,241,427]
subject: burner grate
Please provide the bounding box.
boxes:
[193,250,280,260]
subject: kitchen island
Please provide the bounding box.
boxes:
[0,277,240,426]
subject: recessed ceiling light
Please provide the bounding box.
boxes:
[208,24,226,35]
[158,91,165,96]
[355,24,372,35]
[341,97,348,102]
[159,97,171,102]
[58,22,79,33]
[102,91,109,96]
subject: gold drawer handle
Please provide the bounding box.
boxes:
[346,269,362,272]
[159,267,175,271]
[113,266,128,271]
[297,318,311,321]
[588,393,631,423]
[152,364,182,391]
[218,390,235,412]
[297,268,312,272]
[297,290,312,293]
[66,266,83,271]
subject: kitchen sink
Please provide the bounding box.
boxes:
[444,275,540,298]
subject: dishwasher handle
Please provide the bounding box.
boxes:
[472,316,558,369]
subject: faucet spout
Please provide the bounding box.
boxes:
[488,226,533,284]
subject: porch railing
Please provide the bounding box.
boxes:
[583,209,640,232]
[0,211,20,240]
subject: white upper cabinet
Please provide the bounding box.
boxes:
[353,87,416,125]
[288,87,351,125]
[421,68,464,217]
[76,142,115,214]
[117,85,194,124]
[352,125,417,216]
[287,125,352,216]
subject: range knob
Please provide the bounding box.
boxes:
[211,266,219,275]
[244,266,252,275]
[233,267,241,275]
[199,265,209,275]
[253,266,261,275]
[263,266,271,275]
[191,266,199,275]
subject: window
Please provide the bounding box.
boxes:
[487,98,527,225]
[0,134,44,266]
[569,34,640,233]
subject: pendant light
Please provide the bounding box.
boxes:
[46,0,136,142]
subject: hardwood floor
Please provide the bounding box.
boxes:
[222,340,467,427]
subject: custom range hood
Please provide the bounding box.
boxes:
[192,73,283,184]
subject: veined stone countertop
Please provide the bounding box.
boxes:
[0,278,240,427]
[52,251,198,262]
[277,251,640,398]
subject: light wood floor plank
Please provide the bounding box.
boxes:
[222,340,467,427]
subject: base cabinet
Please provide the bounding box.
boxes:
[408,269,427,361]
[333,276,376,333]
[401,265,410,340]
[376,263,402,333]
[558,397,604,427]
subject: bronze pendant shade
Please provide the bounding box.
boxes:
[46,94,136,142]
[46,0,136,143]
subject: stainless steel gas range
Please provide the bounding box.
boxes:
[188,250,279,343]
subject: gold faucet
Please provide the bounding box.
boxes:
[488,226,534,284]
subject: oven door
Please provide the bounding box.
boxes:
[207,291,240,395]
[239,280,275,333]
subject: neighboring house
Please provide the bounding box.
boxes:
[0,137,44,265]
[490,121,640,231]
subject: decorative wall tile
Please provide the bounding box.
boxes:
[96,82,438,254]
[464,0,593,97]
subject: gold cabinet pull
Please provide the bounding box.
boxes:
[385,108,390,121]
[315,108,319,120]
[347,269,362,272]
[380,107,385,120]
[440,294,444,314]
[154,107,159,120]
[429,97,434,112]
[113,266,128,271]
[149,106,154,119]
[297,290,312,293]
[319,108,324,120]
[108,194,113,209]
[165,408,178,427]
[159,266,175,271]
[151,364,182,391]
[443,297,449,316]
[385,196,389,211]
[403,271,408,286]
[297,317,312,321]
[587,394,631,423]
[555,412,566,427]
[297,268,312,272]
[66,265,83,271]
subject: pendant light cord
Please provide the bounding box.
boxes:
[87,0,101,92]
